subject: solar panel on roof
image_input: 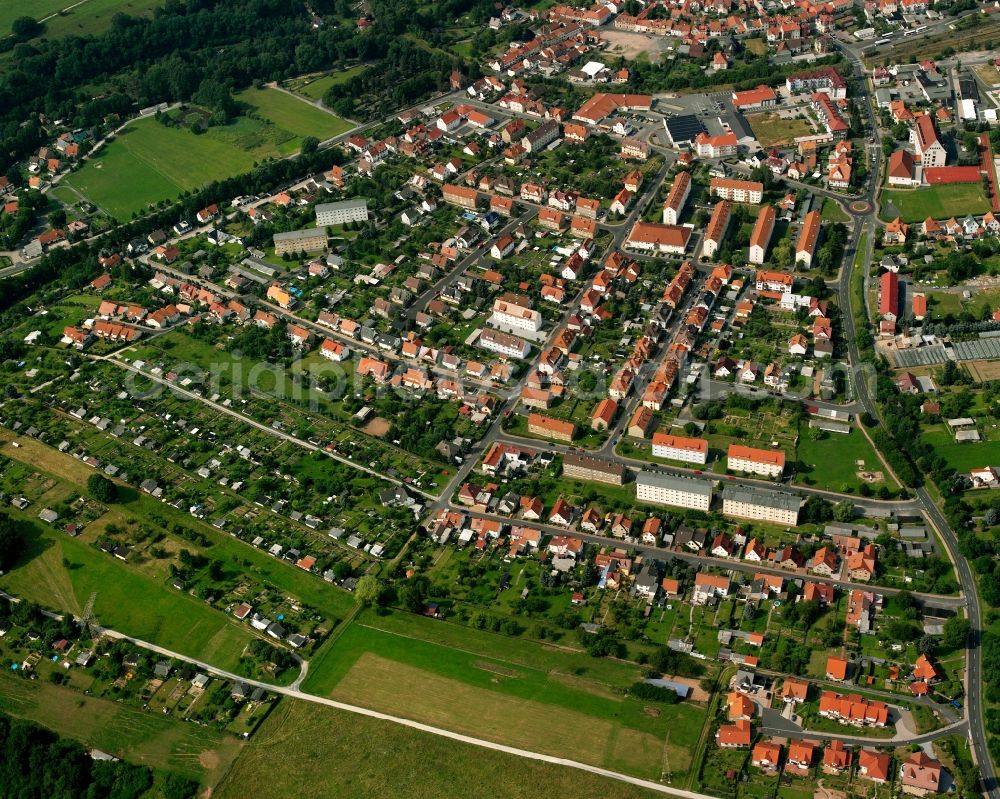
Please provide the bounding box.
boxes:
[664,114,707,145]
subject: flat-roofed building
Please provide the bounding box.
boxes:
[722,483,801,526]
[563,452,626,486]
[315,198,369,226]
[273,228,327,255]
[636,471,713,511]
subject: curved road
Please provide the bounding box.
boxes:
[834,39,997,798]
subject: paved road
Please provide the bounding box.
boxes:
[833,40,998,797]
[450,506,965,610]
[89,625,724,799]
[494,430,923,514]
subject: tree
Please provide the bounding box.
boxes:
[918,634,938,655]
[354,574,381,606]
[833,500,856,522]
[87,474,118,503]
[300,136,320,155]
[0,512,25,571]
[11,16,43,40]
[942,616,971,650]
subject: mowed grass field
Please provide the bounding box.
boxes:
[235,87,353,142]
[64,117,260,219]
[794,424,899,493]
[4,0,162,40]
[2,0,69,31]
[881,183,991,223]
[289,65,370,101]
[922,426,998,473]
[215,698,666,799]
[65,90,352,219]
[0,672,242,783]
[302,610,705,779]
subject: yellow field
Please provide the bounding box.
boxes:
[215,698,666,799]
[966,360,1000,382]
[0,433,96,486]
[328,653,683,777]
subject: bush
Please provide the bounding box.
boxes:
[629,682,681,703]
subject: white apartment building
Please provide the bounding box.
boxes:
[315,199,369,227]
[727,444,785,478]
[635,471,712,511]
[478,328,530,358]
[491,300,542,332]
[722,484,801,526]
[651,433,708,465]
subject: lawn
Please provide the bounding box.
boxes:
[64,117,265,219]
[235,86,353,144]
[746,112,814,147]
[291,65,370,101]
[302,610,705,779]
[64,100,344,219]
[0,671,242,784]
[794,422,899,493]
[923,287,1000,320]
[881,183,991,223]
[3,0,162,39]
[921,425,998,473]
[821,197,849,224]
[214,698,667,799]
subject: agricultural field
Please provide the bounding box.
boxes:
[746,112,814,147]
[214,698,666,799]
[881,184,991,223]
[0,672,243,784]
[235,86,353,142]
[302,609,706,781]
